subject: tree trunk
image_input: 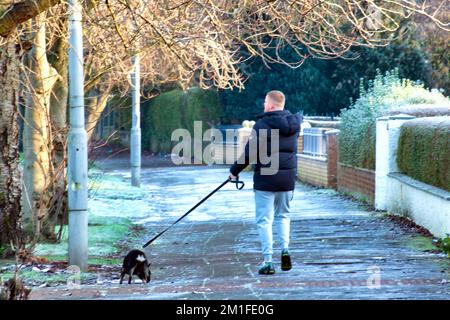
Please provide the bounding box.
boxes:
[47,75,68,232]
[86,88,110,144]
[22,14,59,241]
[48,23,69,233]
[0,37,23,253]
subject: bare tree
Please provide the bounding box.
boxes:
[0,0,448,247]
[0,33,23,253]
[21,13,60,240]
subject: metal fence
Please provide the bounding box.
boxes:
[302,127,328,157]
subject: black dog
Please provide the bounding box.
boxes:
[120,250,151,284]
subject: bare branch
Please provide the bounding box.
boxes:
[0,0,61,37]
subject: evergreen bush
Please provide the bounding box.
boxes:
[339,69,449,170]
[141,88,223,154]
[397,117,450,191]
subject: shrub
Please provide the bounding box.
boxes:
[397,117,450,191]
[185,87,223,133]
[141,88,223,154]
[440,235,450,257]
[387,103,449,117]
[142,89,185,153]
[339,69,449,170]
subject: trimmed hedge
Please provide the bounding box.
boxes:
[142,88,223,154]
[397,117,450,191]
[339,69,449,170]
[387,103,449,117]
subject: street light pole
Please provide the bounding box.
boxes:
[130,48,141,187]
[68,0,88,271]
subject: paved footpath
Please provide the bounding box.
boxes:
[31,166,449,299]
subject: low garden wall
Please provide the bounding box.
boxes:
[337,163,375,203]
[298,155,328,187]
[297,129,339,189]
[375,115,450,238]
[387,173,450,238]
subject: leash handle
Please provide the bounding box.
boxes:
[142,177,244,248]
[229,176,245,190]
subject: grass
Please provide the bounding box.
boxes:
[0,215,132,286]
[406,235,438,252]
[0,270,94,286]
[34,216,133,259]
[0,168,146,287]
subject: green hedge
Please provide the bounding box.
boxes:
[397,117,450,191]
[339,69,449,170]
[142,88,223,154]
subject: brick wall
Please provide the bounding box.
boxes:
[337,162,375,203]
[297,130,338,189]
[297,129,376,204]
[298,154,328,187]
[297,135,303,154]
[326,132,338,189]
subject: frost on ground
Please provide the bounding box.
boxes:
[5,165,450,299]
[0,167,151,288]
[89,166,257,224]
[0,164,376,291]
[88,167,155,221]
[1,165,252,288]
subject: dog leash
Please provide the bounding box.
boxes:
[142,177,245,248]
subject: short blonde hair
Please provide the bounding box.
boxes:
[266,90,285,108]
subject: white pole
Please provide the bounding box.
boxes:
[68,0,88,271]
[130,53,141,187]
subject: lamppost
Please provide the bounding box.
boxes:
[130,1,141,187]
[130,52,141,187]
[68,0,88,271]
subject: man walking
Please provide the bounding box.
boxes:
[229,90,301,275]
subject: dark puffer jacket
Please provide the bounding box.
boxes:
[230,110,301,191]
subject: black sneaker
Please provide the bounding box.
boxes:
[281,249,292,271]
[258,262,275,275]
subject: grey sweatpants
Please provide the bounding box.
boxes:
[254,190,293,262]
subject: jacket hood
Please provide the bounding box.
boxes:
[257,110,301,136]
